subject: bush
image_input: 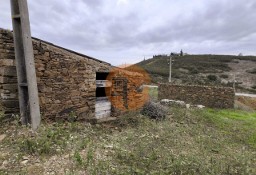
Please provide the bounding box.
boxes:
[141,101,167,120]
[190,68,199,74]
[207,74,217,81]
[220,74,229,78]
[246,68,256,74]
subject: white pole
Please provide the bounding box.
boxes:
[169,56,172,83]
[233,74,236,93]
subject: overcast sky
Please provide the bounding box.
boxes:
[1,0,256,65]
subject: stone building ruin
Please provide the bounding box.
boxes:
[0,28,148,121]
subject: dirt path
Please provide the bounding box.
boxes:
[236,93,256,98]
[228,60,256,89]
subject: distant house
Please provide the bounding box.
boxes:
[170,52,180,56]
[153,54,168,58]
[171,50,186,57]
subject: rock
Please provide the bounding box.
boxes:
[0,134,6,142]
[161,99,206,109]
[20,156,30,165]
[2,160,8,166]
[22,156,29,160]
[221,79,229,85]
[197,105,205,109]
[0,59,14,66]
[21,160,29,165]
[160,99,186,107]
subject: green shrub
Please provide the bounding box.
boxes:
[207,74,217,81]
[190,68,199,74]
[74,150,84,166]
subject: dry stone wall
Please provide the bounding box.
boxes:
[0,28,111,119]
[0,29,19,115]
[159,84,234,108]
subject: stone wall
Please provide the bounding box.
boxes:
[159,84,234,108]
[0,28,111,119]
[0,29,19,115]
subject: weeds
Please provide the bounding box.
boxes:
[74,150,84,166]
[17,123,70,156]
[1,108,256,174]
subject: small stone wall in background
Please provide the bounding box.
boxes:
[159,84,235,108]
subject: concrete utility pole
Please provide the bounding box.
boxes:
[169,55,172,83]
[233,74,236,93]
[10,0,41,130]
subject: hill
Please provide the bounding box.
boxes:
[136,54,256,93]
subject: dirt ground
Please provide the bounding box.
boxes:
[228,60,256,90]
[235,96,256,111]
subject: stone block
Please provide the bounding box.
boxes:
[6,54,15,59]
[0,76,17,84]
[71,90,80,96]
[76,106,89,113]
[0,66,17,77]
[1,100,19,108]
[0,92,17,100]
[2,84,18,91]
[0,59,14,66]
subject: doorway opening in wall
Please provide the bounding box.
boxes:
[95,72,112,119]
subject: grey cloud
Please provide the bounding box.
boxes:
[0,0,256,65]
[105,13,142,47]
[136,0,256,45]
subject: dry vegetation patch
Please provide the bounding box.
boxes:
[236,96,256,111]
[0,108,256,174]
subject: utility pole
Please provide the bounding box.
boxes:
[169,55,172,83]
[233,74,236,93]
[10,0,41,130]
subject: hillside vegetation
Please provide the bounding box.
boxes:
[136,55,256,92]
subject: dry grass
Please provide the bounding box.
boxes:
[0,108,256,174]
[236,96,256,110]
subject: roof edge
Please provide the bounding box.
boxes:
[32,37,111,65]
[0,28,111,65]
